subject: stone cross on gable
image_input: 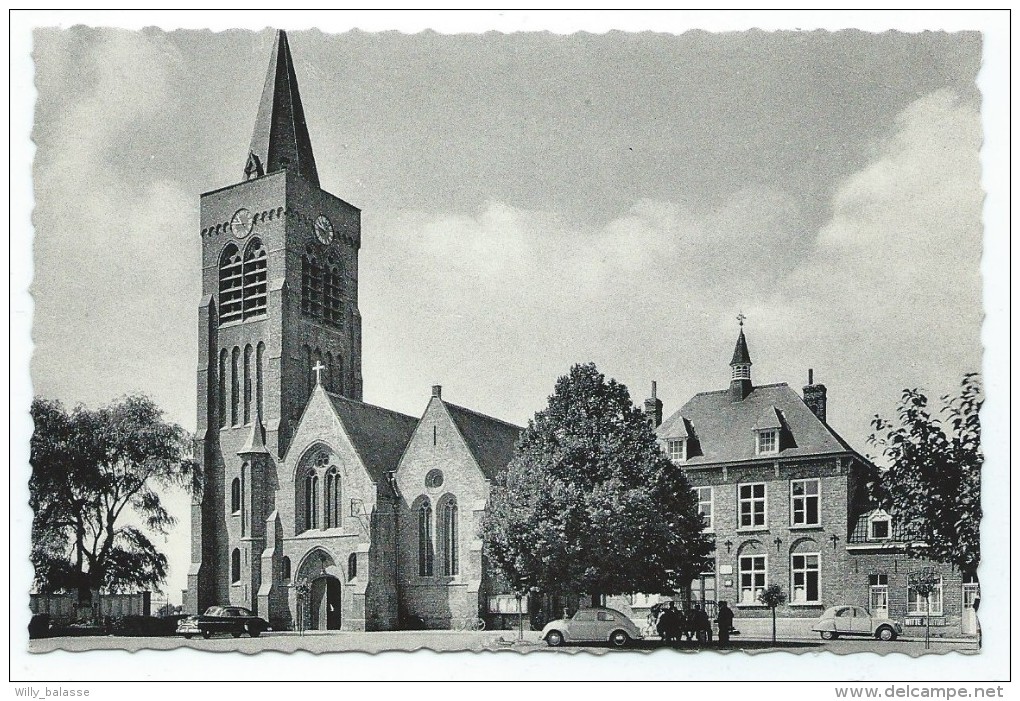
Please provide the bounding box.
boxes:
[313,361,326,386]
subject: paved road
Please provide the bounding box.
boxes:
[30,632,978,656]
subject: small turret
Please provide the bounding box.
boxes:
[729,314,753,402]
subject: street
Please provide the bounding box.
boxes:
[29,632,978,656]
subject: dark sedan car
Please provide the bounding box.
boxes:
[177,606,270,639]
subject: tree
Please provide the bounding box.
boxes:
[30,395,199,608]
[482,363,712,606]
[866,373,982,579]
[758,583,786,644]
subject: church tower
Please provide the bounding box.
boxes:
[186,31,363,614]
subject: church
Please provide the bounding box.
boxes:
[184,31,521,631]
[185,31,977,638]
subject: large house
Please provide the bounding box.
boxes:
[641,326,977,638]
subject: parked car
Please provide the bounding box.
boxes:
[812,605,902,641]
[177,606,269,639]
[541,607,643,648]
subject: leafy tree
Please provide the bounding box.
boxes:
[758,583,786,644]
[30,395,199,606]
[866,373,982,579]
[483,363,712,606]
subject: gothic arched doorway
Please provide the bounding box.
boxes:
[310,575,342,630]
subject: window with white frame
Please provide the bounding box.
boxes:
[739,554,767,604]
[791,553,820,603]
[667,438,686,462]
[694,486,713,531]
[908,576,944,615]
[790,479,820,526]
[870,515,891,540]
[756,429,779,455]
[738,483,766,528]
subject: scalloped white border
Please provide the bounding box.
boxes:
[8,9,1009,686]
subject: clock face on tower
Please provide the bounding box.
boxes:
[314,214,334,245]
[230,208,253,239]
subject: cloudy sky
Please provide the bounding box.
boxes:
[27,24,986,602]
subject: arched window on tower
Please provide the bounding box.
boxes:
[333,355,344,396]
[230,477,241,513]
[243,344,253,425]
[242,238,267,319]
[347,552,357,581]
[301,251,323,318]
[324,264,343,327]
[218,348,228,428]
[281,556,291,582]
[442,498,459,576]
[418,499,434,577]
[325,467,341,529]
[219,244,243,324]
[231,548,241,584]
[231,347,241,426]
[255,342,265,421]
[240,463,247,536]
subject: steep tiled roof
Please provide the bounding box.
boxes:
[326,392,418,483]
[849,508,909,544]
[443,401,522,480]
[657,383,854,465]
[752,405,784,430]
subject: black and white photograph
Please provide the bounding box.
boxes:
[10,9,1009,687]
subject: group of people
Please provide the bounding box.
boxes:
[651,600,736,646]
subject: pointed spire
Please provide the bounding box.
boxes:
[729,315,753,401]
[730,327,752,367]
[238,414,269,456]
[246,30,319,187]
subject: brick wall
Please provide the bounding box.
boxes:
[683,456,850,619]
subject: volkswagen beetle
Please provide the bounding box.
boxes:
[541,606,643,648]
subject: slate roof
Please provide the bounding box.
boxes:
[657,382,854,465]
[443,401,522,480]
[848,509,909,544]
[325,392,418,483]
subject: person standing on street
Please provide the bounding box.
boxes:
[716,601,734,647]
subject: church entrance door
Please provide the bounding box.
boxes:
[310,576,342,631]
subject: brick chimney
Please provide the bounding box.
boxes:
[644,381,663,428]
[432,384,442,399]
[802,369,827,423]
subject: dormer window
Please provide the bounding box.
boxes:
[756,428,778,455]
[667,438,687,463]
[869,512,892,540]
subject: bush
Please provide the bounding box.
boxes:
[28,614,51,639]
[109,615,178,637]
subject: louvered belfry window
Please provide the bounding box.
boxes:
[219,240,267,325]
[242,239,268,319]
[219,244,243,323]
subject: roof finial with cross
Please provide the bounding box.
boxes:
[312,361,326,386]
[737,312,746,327]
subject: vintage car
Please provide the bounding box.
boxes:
[541,606,643,648]
[176,606,270,639]
[812,605,902,641]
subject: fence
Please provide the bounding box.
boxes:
[30,591,151,624]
